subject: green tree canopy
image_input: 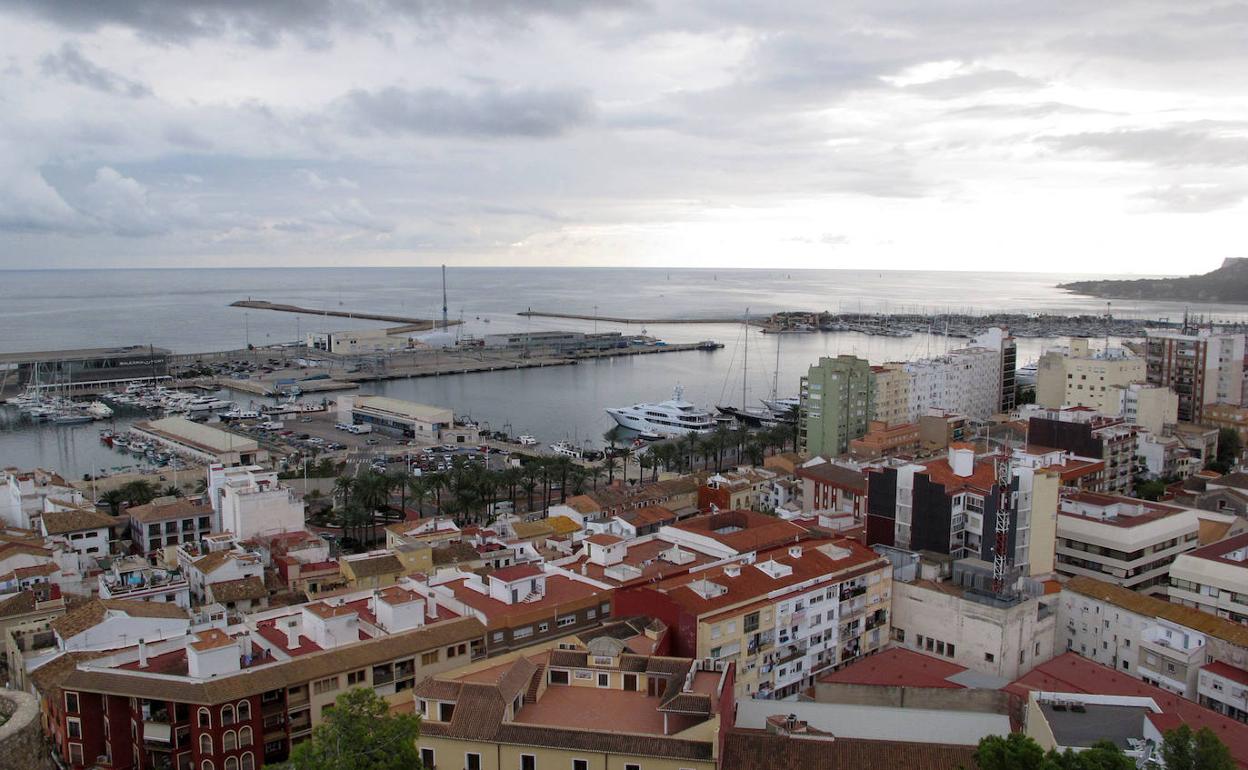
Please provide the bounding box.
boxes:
[1160,724,1235,770]
[973,734,1135,770]
[284,688,421,770]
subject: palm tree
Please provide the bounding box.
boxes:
[99,489,126,516]
[616,447,634,486]
[162,485,182,498]
[588,463,606,491]
[569,466,590,496]
[745,441,765,467]
[194,478,209,495]
[603,425,625,451]
[677,434,697,472]
[711,425,732,471]
[406,477,429,518]
[387,469,409,512]
[521,466,539,513]
[119,479,159,506]
[333,475,355,511]
[553,457,572,503]
[640,453,657,483]
[602,456,620,485]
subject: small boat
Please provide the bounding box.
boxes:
[86,401,114,419]
[52,412,93,425]
[550,441,583,459]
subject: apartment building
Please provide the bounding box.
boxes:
[865,444,1060,579]
[97,556,190,607]
[1026,410,1138,495]
[849,420,920,460]
[1036,340,1145,412]
[409,564,613,655]
[1057,576,1248,713]
[414,643,729,770]
[798,355,873,457]
[37,606,485,770]
[1170,533,1248,624]
[879,550,1058,680]
[1105,381,1178,435]
[1146,328,1246,424]
[1205,402,1248,449]
[904,346,1001,423]
[1055,491,1200,596]
[128,498,217,555]
[615,538,892,700]
[972,327,1018,413]
[1,468,84,530]
[870,364,911,427]
[208,465,305,542]
[917,410,969,454]
[794,459,868,518]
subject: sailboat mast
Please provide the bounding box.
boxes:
[742,308,749,409]
[441,264,449,331]
[771,332,780,402]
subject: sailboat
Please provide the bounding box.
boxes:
[716,310,783,427]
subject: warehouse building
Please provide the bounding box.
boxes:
[338,395,453,439]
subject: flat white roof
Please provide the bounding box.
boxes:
[735,699,1009,747]
[144,417,259,454]
[353,396,453,423]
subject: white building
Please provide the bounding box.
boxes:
[1,468,85,530]
[1055,491,1200,596]
[177,540,265,605]
[131,417,267,466]
[338,395,453,439]
[904,347,1001,422]
[207,464,305,542]
[1169,533,1248,624]
[1145,328,1246,424]
[97,556,191,608]
[38,505,116,565]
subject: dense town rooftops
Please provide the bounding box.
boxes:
[562,536,721,586]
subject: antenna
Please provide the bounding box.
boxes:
[1105,301,1112,356]
[992,444,1014,596]
[441,264,449,331]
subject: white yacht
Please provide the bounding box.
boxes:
[761,396,800,416]
[605,386,715,436]
[550,441,583,459]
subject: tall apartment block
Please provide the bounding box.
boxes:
[798,355,874,457]
[1146,329,1245,423]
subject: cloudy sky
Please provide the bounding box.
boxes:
[0,1,1245,272]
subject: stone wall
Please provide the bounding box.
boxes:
[0,689,53,770]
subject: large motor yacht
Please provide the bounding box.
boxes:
[605,386,715,436]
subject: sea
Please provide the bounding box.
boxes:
[2,266,1246,479]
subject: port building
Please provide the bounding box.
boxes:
[338,395,453,439]
[0,346,170,393]
[130,417,266,466]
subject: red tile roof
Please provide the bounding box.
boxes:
[1204,661,1248,688]
[818,648,967,690]
[670,510,808,553]
[921,456,998,494]
[1186,532,1248,568]
[490,564,544,582]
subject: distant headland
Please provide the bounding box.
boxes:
[1058,259,1248,304]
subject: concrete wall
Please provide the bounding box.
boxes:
[0,689,53,770]
[812,681,1013,714]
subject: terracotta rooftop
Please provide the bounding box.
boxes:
[51,599,188,641]
[127,497,211,524]
[1064,576,1248,648]
[818,647,968,690]
[489,564,543,582]
[190,628,236,652]
[41,507,118,535]
[720,729,978,770]
[670,510,808,553]
[795,462,868,493]
[1185,532,1248,567]
[921,456,999,495]
[586,534,623,546]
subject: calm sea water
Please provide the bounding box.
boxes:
[2,266,1244,477]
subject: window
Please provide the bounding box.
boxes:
[239,726,253,747]
[241,755,254,770]
[225,758,239,770]
[521,755,537,770]
[744,612,760,633]
[492,632,504,643]
[200,734,213,754]
[224,731,237,751]
[313,677,340,695]
[947,644,955,657]
[347,670,367,686]
[984,653,995,663]
[422,651,439,666]
[597,673,609,687]
[68,743,84,765]
[466,753,481,770]
[65,692,79,714]
[198,708,211,728]
[573,760,589,770]
[421,748,435,769]
[538,622,549,633]
[202,762,214,770]
[67,718,82,740]
[222,705,235,726]
[625,765,640,770]
[237,700,251,722]
[557,615,577,628]
[439,703,455,721]
[514,626,534,640]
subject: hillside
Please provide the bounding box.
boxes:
[1058,259,1248,303]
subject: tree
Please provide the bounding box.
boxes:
[119,479,159,506]
[406,477,429,518]
[602,456,620,485]
[99,489,126,516]
[162,485,182,498]
[284,687,421,770]
[1160,724,1235,770]
[1210,427,1244,474]
[974,733,1044,770]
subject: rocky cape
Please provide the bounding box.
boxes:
[1059,259,1248,303]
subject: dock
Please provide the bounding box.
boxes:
[518,310,746,325]
[231,300,460,329]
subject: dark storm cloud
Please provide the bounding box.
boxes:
[39,43,150,98]
[0,0,636,45]
[343,86,594,138]
[1042,127,1248,167]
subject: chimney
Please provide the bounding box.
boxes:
[285,621,300,649]
[949,445,975,478]
[138,638,148,668]
[788,545,802,559]
[427,592,438,619]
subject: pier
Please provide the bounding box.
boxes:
[518,310,746,325]
[230,300,459,329]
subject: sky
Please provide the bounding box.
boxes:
[0,1,1245,273]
